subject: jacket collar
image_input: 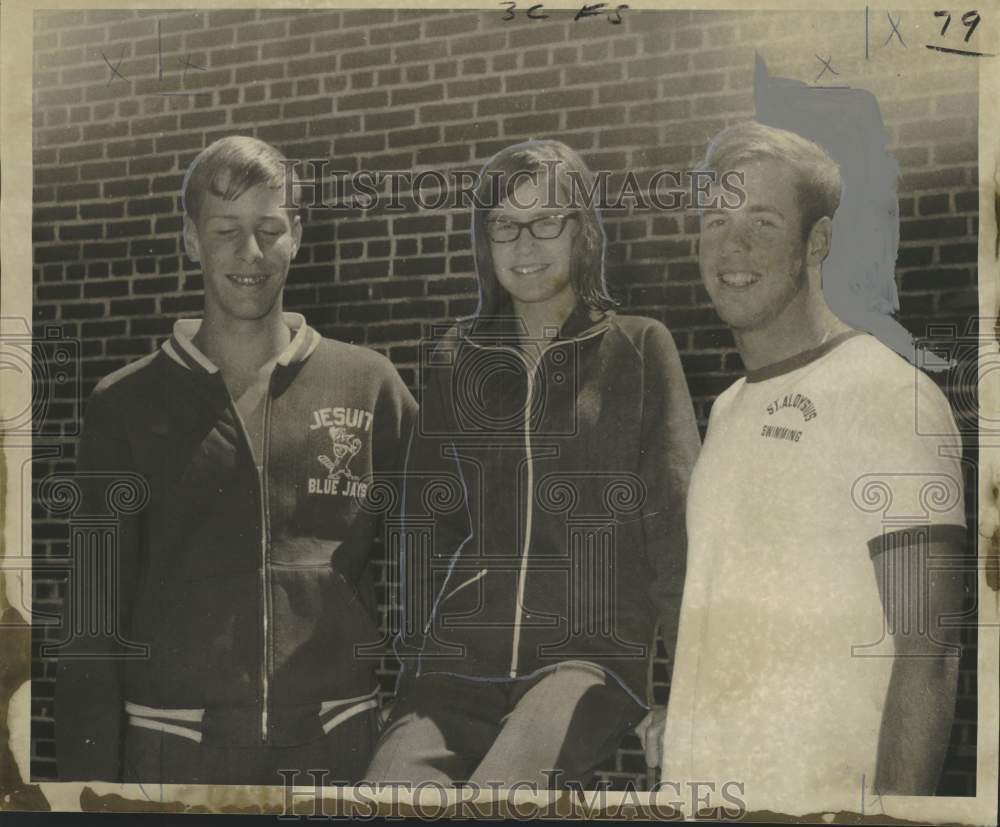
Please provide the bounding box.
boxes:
[161,312,321,374]
[461,302,611,349]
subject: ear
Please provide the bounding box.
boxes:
[289,214,303,260]
[182,215,201,263]
[806,215,832,264]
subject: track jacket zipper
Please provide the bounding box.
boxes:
[507,326,607,677]
[227,377,275,744]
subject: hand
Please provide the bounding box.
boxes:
[634,706,667,769]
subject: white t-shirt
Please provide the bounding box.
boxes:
[662,332,966,815]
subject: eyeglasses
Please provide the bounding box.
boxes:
[485,212,578,243]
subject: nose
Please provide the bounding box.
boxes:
[513,224,537,254]
[238,232,264,263]
[720,217,751,253]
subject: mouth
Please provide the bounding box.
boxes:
[718,271,760,288]
[511,264,549,276]
[227,272,269,287]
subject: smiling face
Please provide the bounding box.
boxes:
[183,183,302,327]
[699,158,810,334]
[488,178,578,320]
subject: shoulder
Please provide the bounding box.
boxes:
[606,313,681,358]
[836,334,954,420]
[313,336,404,384]
[89,351,163,405]
[84,351,164,430]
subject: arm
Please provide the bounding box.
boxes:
[872,529,965,795]
[636,323,701,767]
[55,389,139,782]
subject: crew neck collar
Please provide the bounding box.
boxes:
[745,330,864,383]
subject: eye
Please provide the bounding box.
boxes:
[214,227,238,237]
[753,217,776,228]
[704,215,726,229]
[257,229,282,238]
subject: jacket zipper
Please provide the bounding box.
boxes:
[506,327,609,678]
[258,389,274,743]
[508,354,536,678]
[227,380,274,744]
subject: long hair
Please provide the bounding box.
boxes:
[470,140,616,317]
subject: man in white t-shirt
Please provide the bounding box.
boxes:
[639,122,966,815]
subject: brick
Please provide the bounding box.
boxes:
[342,9,396,28]
[128,197,175,217]
[424,14,480,38]
[236,62,285,83]
[80,160,128,181]
[309,115,362,137]
[208,44,259,68]
[506,68,562,94]
[955,191,978,213]
[35,165,80,185]
[37,284,81,301]
[231,103,280,124]
[371,21,421,45]
[504,112,560,136]
[507,23,568,49]
[365,110,416,131]
[918,194,950,216]
[35,205,77,223]
[416,145,473,166]
[341,47,392,70]
[340,260,390,280]
[391,84,444,107]
[36,126,81,147]
[107,220,152,239]
[337,220,389,240]
[899,218,967,242]
[131,114,179,135]
[388,126,440,149]
[289,11,341,36]
[392,257,445,277]
[161,295,205,314]
[368,322,423,342]
[335,133,387,155]
[62,302,106,320]
[933,143,977,165]
[901,268,972,291]
[58,223,103,241]
[129,239,177,256]
[395,41,444,65]
[415,100,474,124]
[895,246,933,268]
[104,179,149,198]
[259,122,308,143]
[338,90,390,111]
[83,280,131,298]
[130,316,176,336]
[939,243,977,265]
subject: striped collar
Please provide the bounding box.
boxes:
[161,313,321,374]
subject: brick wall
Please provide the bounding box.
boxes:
[31,8,979,792]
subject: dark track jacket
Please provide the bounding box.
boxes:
[398,304,700,703]
[56,313,416,781]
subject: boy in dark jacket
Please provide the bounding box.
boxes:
[56,136,416,785]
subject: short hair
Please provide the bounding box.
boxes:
[181,135,299,223]
[700,121,842,240]
[471,139,616,317]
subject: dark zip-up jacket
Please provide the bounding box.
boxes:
[56,314,416,781]
[398,305,700,703]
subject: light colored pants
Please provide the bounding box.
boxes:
[365,663,644,790]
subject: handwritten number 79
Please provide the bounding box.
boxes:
[934,9,981,41]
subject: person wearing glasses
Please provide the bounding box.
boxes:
[364,140,700,789]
